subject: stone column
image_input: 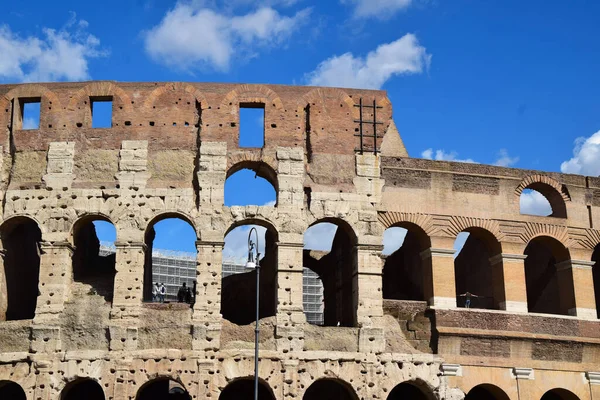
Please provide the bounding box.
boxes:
[489,253,528,313]
[356,244,385,352]
[109,241,145,351]
[556,259,597,319]
[421,236,457,309]
[276,241,305,352]
[192,240,223,350]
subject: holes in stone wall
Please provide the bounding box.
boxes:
[303,220,357,327]
[239,103,265,148]
[91,97,113,128]
[0,217,42,321]
[222,223,277,325]
[20,98,41,130]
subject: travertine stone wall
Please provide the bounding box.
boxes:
[0,82,599,399]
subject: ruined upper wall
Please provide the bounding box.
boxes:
[0,81,401,190]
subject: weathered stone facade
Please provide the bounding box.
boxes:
[0,81,597,399]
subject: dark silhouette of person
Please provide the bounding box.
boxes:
[177,282,187,303]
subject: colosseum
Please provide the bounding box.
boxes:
[0,81,598,400]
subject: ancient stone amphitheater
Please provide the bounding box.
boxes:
[0,81,598,400]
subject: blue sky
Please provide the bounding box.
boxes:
[3,0,600,257]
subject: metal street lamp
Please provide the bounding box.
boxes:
[245,227,261,400]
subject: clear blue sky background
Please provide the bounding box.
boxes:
[2,0,600,256]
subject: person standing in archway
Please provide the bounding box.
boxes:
[159,283,166,303]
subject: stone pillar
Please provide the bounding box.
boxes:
[192,240,223,350]
[42,141,75,190]
[109,241,145,351]
[34,241,73,324]
[356,244,385,352]
[556,259,597,319]
[421,237,457,309]
[197,142,227,206]
[32,357,55,400]
[489,253,528,313]
[276,241,305,352]
[112,358,132,400]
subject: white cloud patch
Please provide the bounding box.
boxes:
[306,33,430,89]
[0,15,105,82]
[494,149,519,167]
[342,0,412,19]
[304,223,337,251]
[560,130,600,176]
[382,227,407,255]
[421,148,476,163]
[520,189,552,217]
[144,3,310,72]
[223,225,267,262]
[22,117,38,130]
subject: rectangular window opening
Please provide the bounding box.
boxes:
[20,99,41,130]
[239,103,265,148]
[91,97,113,128]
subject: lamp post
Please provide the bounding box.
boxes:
[246,227,261,400]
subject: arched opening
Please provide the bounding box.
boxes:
[72,217,116,302]
[0,380,26,400]
[540,388,580,400]
[303,379,358,400]
[222,221,278,325]
[61,378,105,400]
[0,217,42,321]
[454,228,502,310]
[136,378,191,400]
[382,223,430,301]
[387,382,431,400]
[592,244,600,318]
[524,236,572,315]
[225,161,277,207]
[219,378,275,400]
[143,216,197,303]
[465,384,510,400]
[519,183,566,218]
[303,219,357,327]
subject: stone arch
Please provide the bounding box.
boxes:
[382,221,431,301]
[70,213,115,245]
[524,235,573,315]
[0,380,26,399]
[67,81,133,112]
[143,82,210,110]
[0,215,42,321]
[136,376,191,400]
[465,384,511,400]
[378,212,438,237]
[387,380,436,400]
[225,160,278,205]
[143,212,198,302]
[519,223,572,248]
[222,218,279,324]
[303,378,358,400]
[219,377,276,400]
[541,388,580,400]
[60,378,105,400]
[298,88,358,119]
[71,214,117,302]
[227,153,278,181]
[446,217,504,244]
[453,227,504,309]
[303,217,358,327]
[516,175,570,218]
[221,84,283,110]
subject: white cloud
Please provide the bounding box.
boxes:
[494,149,519,167]
[342,0,412,19]
[263,200,276,206]
[306,33,430,89]
[421,148,476,163]
[560,130,600,176]
[224,225,267,262]
[0,16,105,82]
[520,189,552,217]
[304,223,337,251]
[22,117,38,130]
[144,3,310,72]
[382,227,407,255]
